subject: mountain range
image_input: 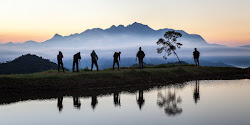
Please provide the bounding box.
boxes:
[0,22,210,48]
[1,22,250,68]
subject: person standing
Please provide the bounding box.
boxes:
[73,52,81,72]
[193,48,200,66]
[113,51,121,70]
[57,51,65,72]
[91,50,99,71]
[136,47,145,69]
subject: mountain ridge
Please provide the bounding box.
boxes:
[1,22,210,47]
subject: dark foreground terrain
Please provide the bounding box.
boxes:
[0,65,249,105]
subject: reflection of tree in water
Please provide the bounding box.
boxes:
[157,87,182,116]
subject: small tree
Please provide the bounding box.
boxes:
[157,31,183,64]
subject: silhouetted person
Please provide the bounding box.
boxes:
[193,80,200,104]
[113,92,121,107]
[57,96,63,112]
[73,52,81,72]
[137,47,145,69]
[193,48,200,66]
[91,50,99,71]
[73,97,81,109]
[91,95,98,110]
[137,90,145,110]
[57,51,64,72]
[113,52,121,70]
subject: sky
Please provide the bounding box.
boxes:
[0,0,250,46]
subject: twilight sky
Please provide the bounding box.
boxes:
[0,0,249,46]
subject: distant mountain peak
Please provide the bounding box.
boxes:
[53,33,63,38]
[24,40,37,44]
[127,22,153,31]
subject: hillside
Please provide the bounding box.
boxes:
[0,65,248,96]
[0,54,58,74]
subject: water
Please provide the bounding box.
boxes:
[0,80,250,125]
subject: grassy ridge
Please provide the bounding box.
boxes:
[0,65,248,94]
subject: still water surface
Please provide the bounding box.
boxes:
[0,80,250,125]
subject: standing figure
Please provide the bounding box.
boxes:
[193,48,200,66]
[91,50,99,71]
[73,52,81,72]
[136,47,145,69]
[57,51,64,72]
[113,52,121,70]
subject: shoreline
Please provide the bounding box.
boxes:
[0,65,249,104]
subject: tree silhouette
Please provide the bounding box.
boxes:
[157,31,183,64]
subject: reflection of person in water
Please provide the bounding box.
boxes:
[73,97,81,109]
[113,92,121,107]
[193,80,200,104]
[136,90,145,110]
[91,95,98,109]
[57,96,63,112]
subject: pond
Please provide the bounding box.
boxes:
[0,80,250,125]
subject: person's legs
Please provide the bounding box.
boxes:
[61,63,65,72]
[91,61,93,71]
[194,58,198,66]
[76,62,79,72]
[117,61,120,70]
[73,61,75,72]
[138,59,141,69]
[141,59,144,69]
[113,60,115,70]
[95,61,99,71]
[58,62,60,72]
[197,58,200,66]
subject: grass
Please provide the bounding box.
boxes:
[0,64,248,95]
[0,64,249,105]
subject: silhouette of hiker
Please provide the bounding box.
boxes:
[57,51,64,72]
[113,52,121,70]
[193,48,200,66]
[73,52,81,72]
[136,90,145,110]
[193,80,200,104]
[91,95,98,110]
[137,47,145,69]
[73,97,81,109]
[57,96,63,112]
[113,92,121,107]
[91,50,99,71]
